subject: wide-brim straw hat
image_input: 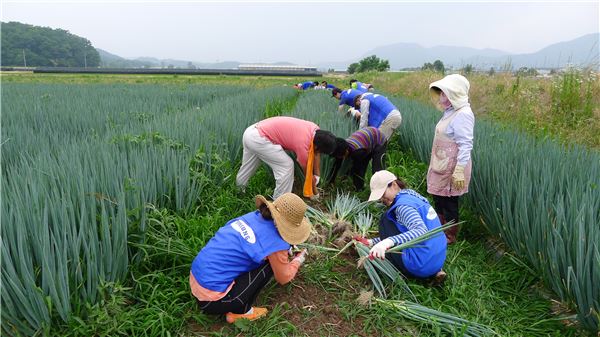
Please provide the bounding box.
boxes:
[255,193,312,245]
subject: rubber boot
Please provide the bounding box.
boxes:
[438,213,457,245]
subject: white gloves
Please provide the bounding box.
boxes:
[314,175,320,186]
[347,107,361,119]
[452,165,465,190]
[292,249,308,265]
[369,238,394,259]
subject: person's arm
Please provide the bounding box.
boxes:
[386,205,428,245]
[450,111,475,166]
[267,250,302,285]
[329,158,343,185]
[359,99,370,129]
[313,151,321,190]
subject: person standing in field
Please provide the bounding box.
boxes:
[354,170,447,282]
[329,127,388,191]
[427,74,474,244]
[236,116,337,199]
[353,93,402,140]
[190,193,311,323]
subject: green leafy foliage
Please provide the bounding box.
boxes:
[387,94,600,331]
[347,55,390,74]
[0,83,297,335]
[1,21,100,67]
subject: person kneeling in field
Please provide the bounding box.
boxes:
[236,116,337,199]
[328,126,387,191]
[190,193,311,323]
[354,170,447,283]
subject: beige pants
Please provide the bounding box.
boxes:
[236,124,294,199]
[379,110,402,140]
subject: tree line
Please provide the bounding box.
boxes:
[1,21,100,67]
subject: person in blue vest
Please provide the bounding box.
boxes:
[321,81,336,90]
[190,193,312,323]
[294,81,319,90]
[354,170,447,282]
[332,88,366,118]
[353,93,402,140]
[350,79,374,92]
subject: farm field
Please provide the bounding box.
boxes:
[1,73,598,336]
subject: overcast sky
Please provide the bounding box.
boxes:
[1,1,598,65]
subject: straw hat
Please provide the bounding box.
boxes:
[255,193,312,245]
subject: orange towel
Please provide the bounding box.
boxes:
[303,141,315,197]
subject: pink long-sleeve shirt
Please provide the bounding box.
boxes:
[256,116,318,169]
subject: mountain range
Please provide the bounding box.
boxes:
[317,33,598,70]
[99,33,598,71]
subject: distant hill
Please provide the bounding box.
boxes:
[317,33,599,70]
[364,43,509,69]
[1,21,100,67]
[464,33,599,69]
[97,49,155,68]
[97,52,299,69]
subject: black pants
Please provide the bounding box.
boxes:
[350,143,387,190]
[432,195,459,225]
[378,216,418,278]
[197,262,273,314]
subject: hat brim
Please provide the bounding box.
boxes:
[368,187,387,202]
[255,195,311,245]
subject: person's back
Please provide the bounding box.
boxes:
[362,94,397,128]
[386,190,447,278]
[192,210,290,292]
[256,116,318,169]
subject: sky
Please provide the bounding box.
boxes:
[1,1,598,65]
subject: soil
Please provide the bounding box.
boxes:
[186,250,374,336]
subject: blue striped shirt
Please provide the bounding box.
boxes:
[372,190,428,246]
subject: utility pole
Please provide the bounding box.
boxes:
[22,49,27,67]
[84,52,87,68]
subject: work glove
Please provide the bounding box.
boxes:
[288,245,300,257]
[347,107,361,119]
[452,165,465,190]
[369,238,394,260]
[352,235,372,247]
[314,175,320,186]
[292,249,308,265]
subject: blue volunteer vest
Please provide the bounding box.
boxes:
[339,89,365,107]
[352,81,369,91]
[191,211,290,292]
[326,84,336,89]
[386,192,447,278]
[301,81,315,90]
[363,94,397,128]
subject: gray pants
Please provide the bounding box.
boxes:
[236,124,294,199]
[379,110,402,140]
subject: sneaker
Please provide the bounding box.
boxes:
[225,307,268,323]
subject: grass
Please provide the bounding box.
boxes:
[2,73,592,336]
[360,70,600,149]
[50,152,585,336]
